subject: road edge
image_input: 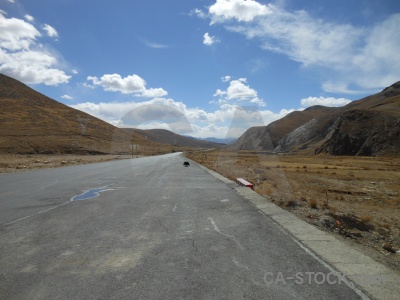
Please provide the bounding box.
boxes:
[193,160,400,300]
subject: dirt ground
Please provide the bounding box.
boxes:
[0,154,134,173]
[186,150,400,274]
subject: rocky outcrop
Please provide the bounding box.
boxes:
[315,110,400,156]
[229,106,336,151]
[232,81,400,156]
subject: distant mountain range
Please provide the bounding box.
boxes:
[123,129,224,149]
[197,137,237,145]
[230,82,400,156]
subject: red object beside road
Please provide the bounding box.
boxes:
[236,178,254,189]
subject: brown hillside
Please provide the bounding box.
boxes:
[0,74,166,154]
[276,81,400,156]
[229,105,336,151]
[315,109,400,156]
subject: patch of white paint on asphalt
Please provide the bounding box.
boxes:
[232,257,249,271]
[39,179,59,191]
[208,217,244,250]
[3,201,70,226]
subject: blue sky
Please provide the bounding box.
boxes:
[1,0,399,138]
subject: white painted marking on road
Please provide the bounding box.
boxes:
[39,179,59,191]
[220,199,229,202]
[3,201,70,226]
[233,257,249,271]
[172,203,177,212]
[292,239,371,300]
[208,217,244,250]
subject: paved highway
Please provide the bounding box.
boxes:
[0,153,363,299]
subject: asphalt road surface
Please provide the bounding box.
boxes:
[0,153,363,299]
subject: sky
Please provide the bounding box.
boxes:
[1,0,399,139]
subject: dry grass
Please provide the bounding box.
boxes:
[186,149,400,271]
[308,198,318,209]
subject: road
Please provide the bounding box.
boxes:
[0,153,363,299]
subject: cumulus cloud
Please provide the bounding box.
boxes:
[61,94,73,100]
[71,97,293,139]
[301,96,351,107]
[24,15,34,22]
[42,24,58,38]
[0,12,41,51]
[226,78,257,100]
[0,12,70,85]
[214,77,265,106]
[203,32,219,46]
[86,73,168,98]
[209,0,272,23]
[221,75,231,82]
[204,1,400,92]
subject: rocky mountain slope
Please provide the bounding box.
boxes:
[232,81,400,156]
[229,105,336,151]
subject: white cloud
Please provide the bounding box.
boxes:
[226,78,256,100]
[209,0,272,23]
[203,32,219,46]
[142,38,170,49]
[301,96,351,107]
[205,1,400,91]
[191,8,207,19]
[0,11,41,50]
[71,97,293,139]
[82,82,95,89]
[42,24,58,38]
[321,82,372,95]
[350,14,400,89]
[61,94,73,100]
[87,73,168,98]
[24,15,34,22]
[221,75,231,82]
[214,77,265,106]
[0,12,70,85]
[72,69,78,74]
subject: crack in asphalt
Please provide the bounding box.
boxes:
[190,238,198,252]
[157,218,170,233]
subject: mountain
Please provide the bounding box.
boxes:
[276,82,400,156]
[123,128,223,149]
[231,81,400,156]
[229,105,336,151]
[0,74,121,153]
[199,137,236,144]
[0,74,193,154]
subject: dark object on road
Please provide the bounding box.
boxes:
[183,161,190,167]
